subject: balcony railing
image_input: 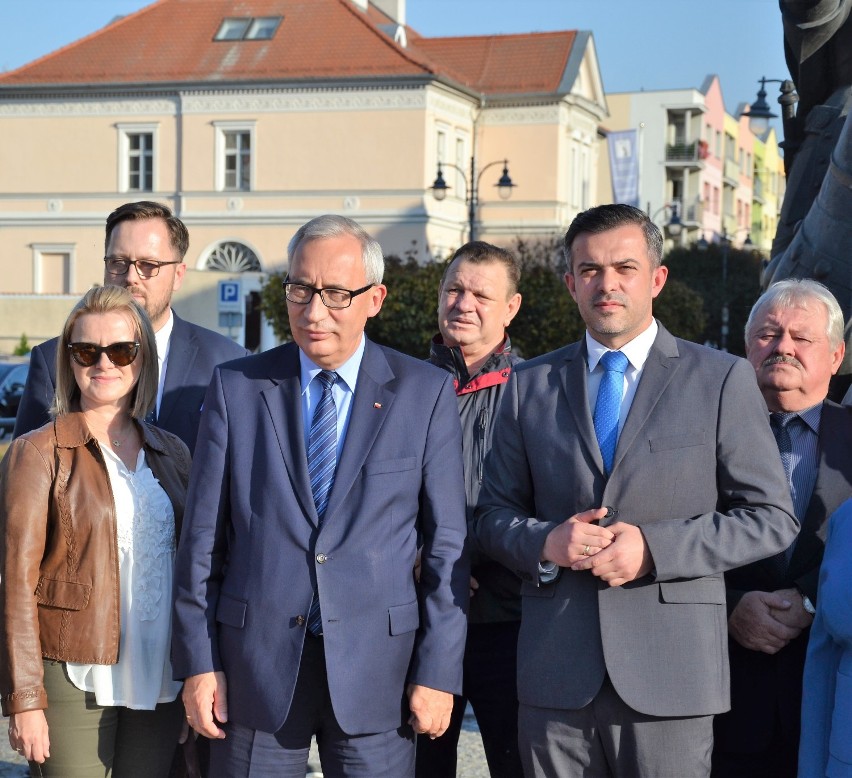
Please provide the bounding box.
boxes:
[665,140,709,164]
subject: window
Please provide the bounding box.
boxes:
[455,136,465,196]
[116,123,158,193]
[225,132,250,190]
[214,122,255,192]
[128,133,153,191]
[205,242,261,272]
[215,16,281,41]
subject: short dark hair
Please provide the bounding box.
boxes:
[105,201,190,261]
[563,204,663,273]
[441,241,521,297]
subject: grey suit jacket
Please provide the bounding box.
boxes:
[474,323,799,718]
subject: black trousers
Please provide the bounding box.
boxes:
[415,620,522,778]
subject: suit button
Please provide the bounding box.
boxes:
[316,553,327,564]
[296,615,305,626]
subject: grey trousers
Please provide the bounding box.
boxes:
[36,659,183,778]
[518,675,713,778]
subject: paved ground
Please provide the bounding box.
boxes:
[0,708,489,777]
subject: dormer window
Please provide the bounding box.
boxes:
[215,16,282,41]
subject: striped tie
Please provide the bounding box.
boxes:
[306,370,338,635]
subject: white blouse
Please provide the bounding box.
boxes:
[66,446,182,710]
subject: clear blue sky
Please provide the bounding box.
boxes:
[0,0,789,115]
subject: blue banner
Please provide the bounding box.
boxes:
[607,130,639,207]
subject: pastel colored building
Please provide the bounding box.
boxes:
[600,75,784,252]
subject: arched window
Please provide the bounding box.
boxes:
[205,242,261,272]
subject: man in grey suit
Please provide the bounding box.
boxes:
[474,204,799,777]
[13,201,248,452]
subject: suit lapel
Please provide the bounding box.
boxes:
[260,345,316,525]
[560,342,605,474]
[323,340,395,522]
[611,325,681,474]
[158,313,197,428]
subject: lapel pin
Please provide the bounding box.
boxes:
[374,402,382,409]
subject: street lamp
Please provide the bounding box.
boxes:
[430,157,516,242]
[743,77,799,143]
[651,201,683,241]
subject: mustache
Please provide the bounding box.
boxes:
[762,354,802,369]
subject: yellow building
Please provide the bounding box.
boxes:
[0,0,607,350]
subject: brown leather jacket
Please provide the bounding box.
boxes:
[0,413,190,715]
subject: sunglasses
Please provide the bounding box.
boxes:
[68,341,141,367]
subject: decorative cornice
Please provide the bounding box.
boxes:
[180,87,427,114]
[0,97,177,117]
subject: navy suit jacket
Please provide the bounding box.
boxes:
[715,400,852,754]
[13,312,248,453]
[171,339,469,735]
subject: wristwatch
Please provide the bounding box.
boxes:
[799,590,816,616]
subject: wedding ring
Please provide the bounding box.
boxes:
[583,545,591,556]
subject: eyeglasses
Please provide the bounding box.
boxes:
[68,341,141,367]
[104,257,182,279]
[283,281,375,310]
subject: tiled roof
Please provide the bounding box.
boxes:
[410,31,577,95]
[0,0,577,97]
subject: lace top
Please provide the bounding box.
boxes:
[66,446,182,709]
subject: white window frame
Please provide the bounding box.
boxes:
[31,243,76,294]
[116,123,158,193]
[214,121,256,192]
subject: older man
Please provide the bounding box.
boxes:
[172,215,469,777]
[416,241,523,778]
[713,279,852,778]
[474,204,798,777]
[14,200,248,451]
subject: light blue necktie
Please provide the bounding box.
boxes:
[594,351,629,475]
[306,370,338,636]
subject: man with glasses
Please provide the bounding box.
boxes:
[172,214,469,777]
[14,200,248,451]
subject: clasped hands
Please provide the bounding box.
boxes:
[541,507,653,587]
[728,588,813,655]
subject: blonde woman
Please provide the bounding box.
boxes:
[0,285,190,777]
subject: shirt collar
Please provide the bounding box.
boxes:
[299,334,366,395]
[154,309,174,362]
[777,402,823,435]
[585,319,658,373]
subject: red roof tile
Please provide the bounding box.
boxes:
[0,0,577,97]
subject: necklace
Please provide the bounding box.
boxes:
[108,425,134,449]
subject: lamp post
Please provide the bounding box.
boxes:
[430,157,516,242]
[650,201,683,242]
[700,228,752,352]
[743,77,799,173]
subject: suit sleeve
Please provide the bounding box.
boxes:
[13,344,54,438]
[171,366,231,679]
[640,357,799,580]
[473,370,559,584]
[407,376,470,695]
[798,501,852,777]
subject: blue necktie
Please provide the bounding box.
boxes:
[770,412,795,486]
[306,370,338,636]
[594,351,629,475]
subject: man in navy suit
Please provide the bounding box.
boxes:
[713,279,852,777]
[13,200,248,452]
[172,215,469,777]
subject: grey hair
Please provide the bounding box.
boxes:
[287,215,384,284]
[745,278,845,349]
